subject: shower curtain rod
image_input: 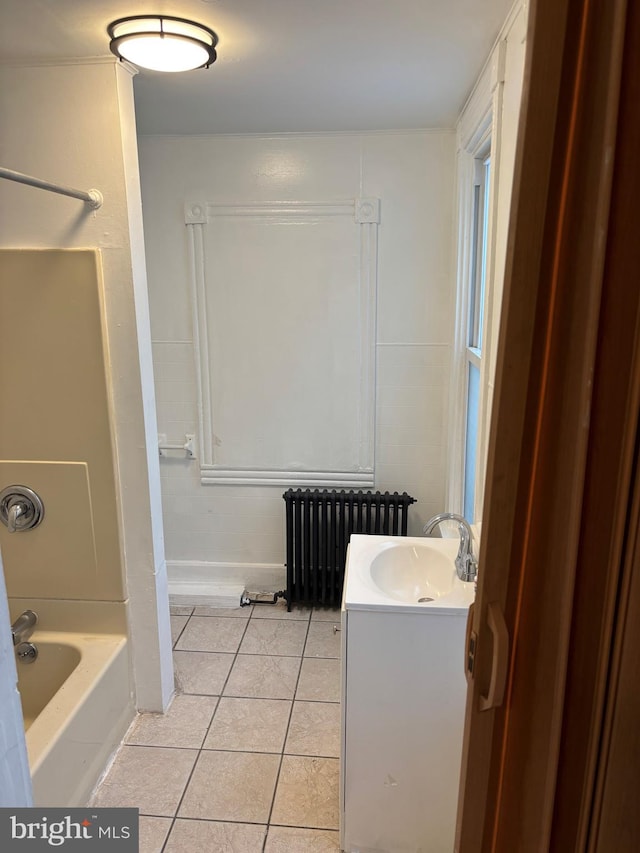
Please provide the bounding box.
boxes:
[0,167,103,209]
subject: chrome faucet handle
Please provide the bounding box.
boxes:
[0,486,45,533]
[7,501,27,533]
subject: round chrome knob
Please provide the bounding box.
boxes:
[0,485,45,533]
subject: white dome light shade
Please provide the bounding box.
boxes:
[108,16,218,72]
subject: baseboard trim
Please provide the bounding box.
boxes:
[167,560,286,607]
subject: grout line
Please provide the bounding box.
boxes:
[198,614,254,737]
[143,814,337,831]
[262,614,313,852]
[129,744,338,760]
[268,821,341,832]
[107,608,341,847]
[159,614,254,852]
[170,614,191,650]
[276,750,340,760]
[175,649,338,660]
[169,606,195,617]
[250,612,311,623]
[179,690,339,704]
[188,609,254,619]
[141,812,339,833]
[124,742,206,752]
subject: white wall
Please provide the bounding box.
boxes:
[138,131,456,594]
[0,60,172,712]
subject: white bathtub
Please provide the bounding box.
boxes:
[10,600,134,807]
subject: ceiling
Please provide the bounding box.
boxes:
[0,0,514,135]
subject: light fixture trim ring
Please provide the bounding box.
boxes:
[108,14,218,71]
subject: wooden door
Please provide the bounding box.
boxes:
[455,0,640,850]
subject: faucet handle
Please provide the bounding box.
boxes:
[0,486,45,533]
[7,501,27,533]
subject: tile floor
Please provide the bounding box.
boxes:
[90,601,343,852]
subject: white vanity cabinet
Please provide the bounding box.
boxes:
[340,536,472,853]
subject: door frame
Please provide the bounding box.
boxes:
[456,0,638,849]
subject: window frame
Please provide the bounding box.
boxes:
[447,105,497,523]
[462,150,491,521]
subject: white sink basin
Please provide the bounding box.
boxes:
[345,534,475,614]
[370,542,456,603]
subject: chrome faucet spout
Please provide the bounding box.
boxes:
[11,610,38,646]
[423,512,477,583]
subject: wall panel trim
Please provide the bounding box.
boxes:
[185,198,379,488]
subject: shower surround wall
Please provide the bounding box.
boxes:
[0,60,172,715]
[0,247,135,806]
[0,250,122,602]
[138,131,456,597]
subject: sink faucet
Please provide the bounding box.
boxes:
[423,513,478,583]
[11,610,37,646]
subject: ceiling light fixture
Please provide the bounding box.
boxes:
[108,15,218,72]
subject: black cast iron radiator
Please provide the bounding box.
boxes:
[283,488,417,610]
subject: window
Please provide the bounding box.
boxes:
[463,153,490,522]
